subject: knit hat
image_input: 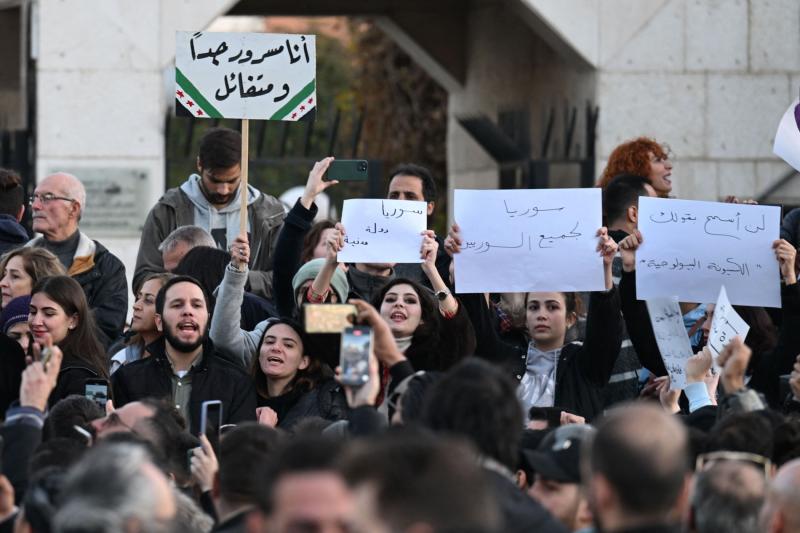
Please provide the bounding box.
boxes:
[0,295,31,334]
[292,258,349,302]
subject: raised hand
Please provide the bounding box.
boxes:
[22,332,63,411]
[596,227,619,289]
[230,233,250,270]
[326,222,347,263]
[717,336,752,394]
[773,239,797,285]
[301,157,338,209]
[443,223,462,256]
[189,434,219,493]
[420,230,439,274]
[618,229,643,273]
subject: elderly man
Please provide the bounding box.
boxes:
[28,172,127,346]
[760,459,800,533]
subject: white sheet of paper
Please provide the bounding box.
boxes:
[637,197,781,308]
[453,188,604,293]
[774,98,800,172]
[707,286,750,371]
[646,298,694,390]
[175,31,316,121]
[336,199,426,264]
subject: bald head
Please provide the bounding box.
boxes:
[587,404,689,518]
[42,172,86,209]
[761,459,800,533]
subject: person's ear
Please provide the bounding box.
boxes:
[628,205,638,224]
[16,205,24,223]
[566,311,578,329]
[298,355,310,371]
[426,201,435,217]
[196,156,202,174]
[155,313,163,332]
[515,469,528,490]
[68,313,78,331]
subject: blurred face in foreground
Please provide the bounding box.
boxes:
[269,472,354,533]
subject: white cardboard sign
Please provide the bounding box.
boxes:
[336,199,426,264]
[453,188,604,294]
[774,98,800,172]
[637,197,781,308]
[707,285,750,371]
[646,298,694,390]
[175,31,316,120]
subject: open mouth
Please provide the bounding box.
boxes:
[177,321,198,333]
[390,311,406,322]
[266,355,284,364]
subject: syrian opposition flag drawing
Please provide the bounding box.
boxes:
[175,31,317,122]
[175,69,316,122]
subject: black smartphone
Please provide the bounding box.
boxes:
[339,326,372,387]
[200,400,223,453]
[325,160,368,181]
[84,378,110,408]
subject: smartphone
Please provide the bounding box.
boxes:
[84,378,110,408]
[200,400,223,453]
[325,160,368,181]
[339,326,372,387]
[304,304,357,333]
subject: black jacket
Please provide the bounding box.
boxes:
[485,470,568,533]
[0,215,27,256]
[71,241,128,348]
[463,287,622,421]
[272,199,317,318]
[258,378,348,430]
[49,356,102,408]
[111,338,257,432]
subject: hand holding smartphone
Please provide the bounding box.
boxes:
[324,160,368,181]
[200,400,223,453]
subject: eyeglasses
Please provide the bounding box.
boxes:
[29,193,75,205]
[695,451,772,477]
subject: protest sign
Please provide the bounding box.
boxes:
[774,98,800,172]
[175,31,316,121]
[637,197,781,308]
[336,200,427,264]
[646,298,694,390]
[453,188,604,294]
[707,285,750,371]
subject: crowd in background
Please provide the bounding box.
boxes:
[0,128,798,532]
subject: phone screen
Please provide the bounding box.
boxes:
[84,380,109,407]
[200,400,223,452]
[339,326,372,387]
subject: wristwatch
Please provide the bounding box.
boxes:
[435,288,451,301]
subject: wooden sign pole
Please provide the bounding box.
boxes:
[240,118,249,236]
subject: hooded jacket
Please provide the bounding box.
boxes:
[133,175,285,299]
[28,232,127,347]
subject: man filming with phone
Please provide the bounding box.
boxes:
[112,276,256,432]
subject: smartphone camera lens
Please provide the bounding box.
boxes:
[358,162,367,172]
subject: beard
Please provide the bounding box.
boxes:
[164,323,208,353]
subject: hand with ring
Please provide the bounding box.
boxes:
[230,234,250,270]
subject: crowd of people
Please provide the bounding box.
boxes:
[0,127,799,532]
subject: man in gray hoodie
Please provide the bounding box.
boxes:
[134,127,285,299]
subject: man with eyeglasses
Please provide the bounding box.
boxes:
[28,172,127,347]
[134,127,285,299]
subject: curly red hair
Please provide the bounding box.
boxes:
[598,137,670,189]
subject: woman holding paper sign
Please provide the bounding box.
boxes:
[618,231,800,408]
[446,225,622,421]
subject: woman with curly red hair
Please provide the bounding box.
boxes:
[598,137,673,197]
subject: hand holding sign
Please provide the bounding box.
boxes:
[706,286,750,372]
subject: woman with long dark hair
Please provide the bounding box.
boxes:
[250,318,347,430]
[29,275,109,406]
